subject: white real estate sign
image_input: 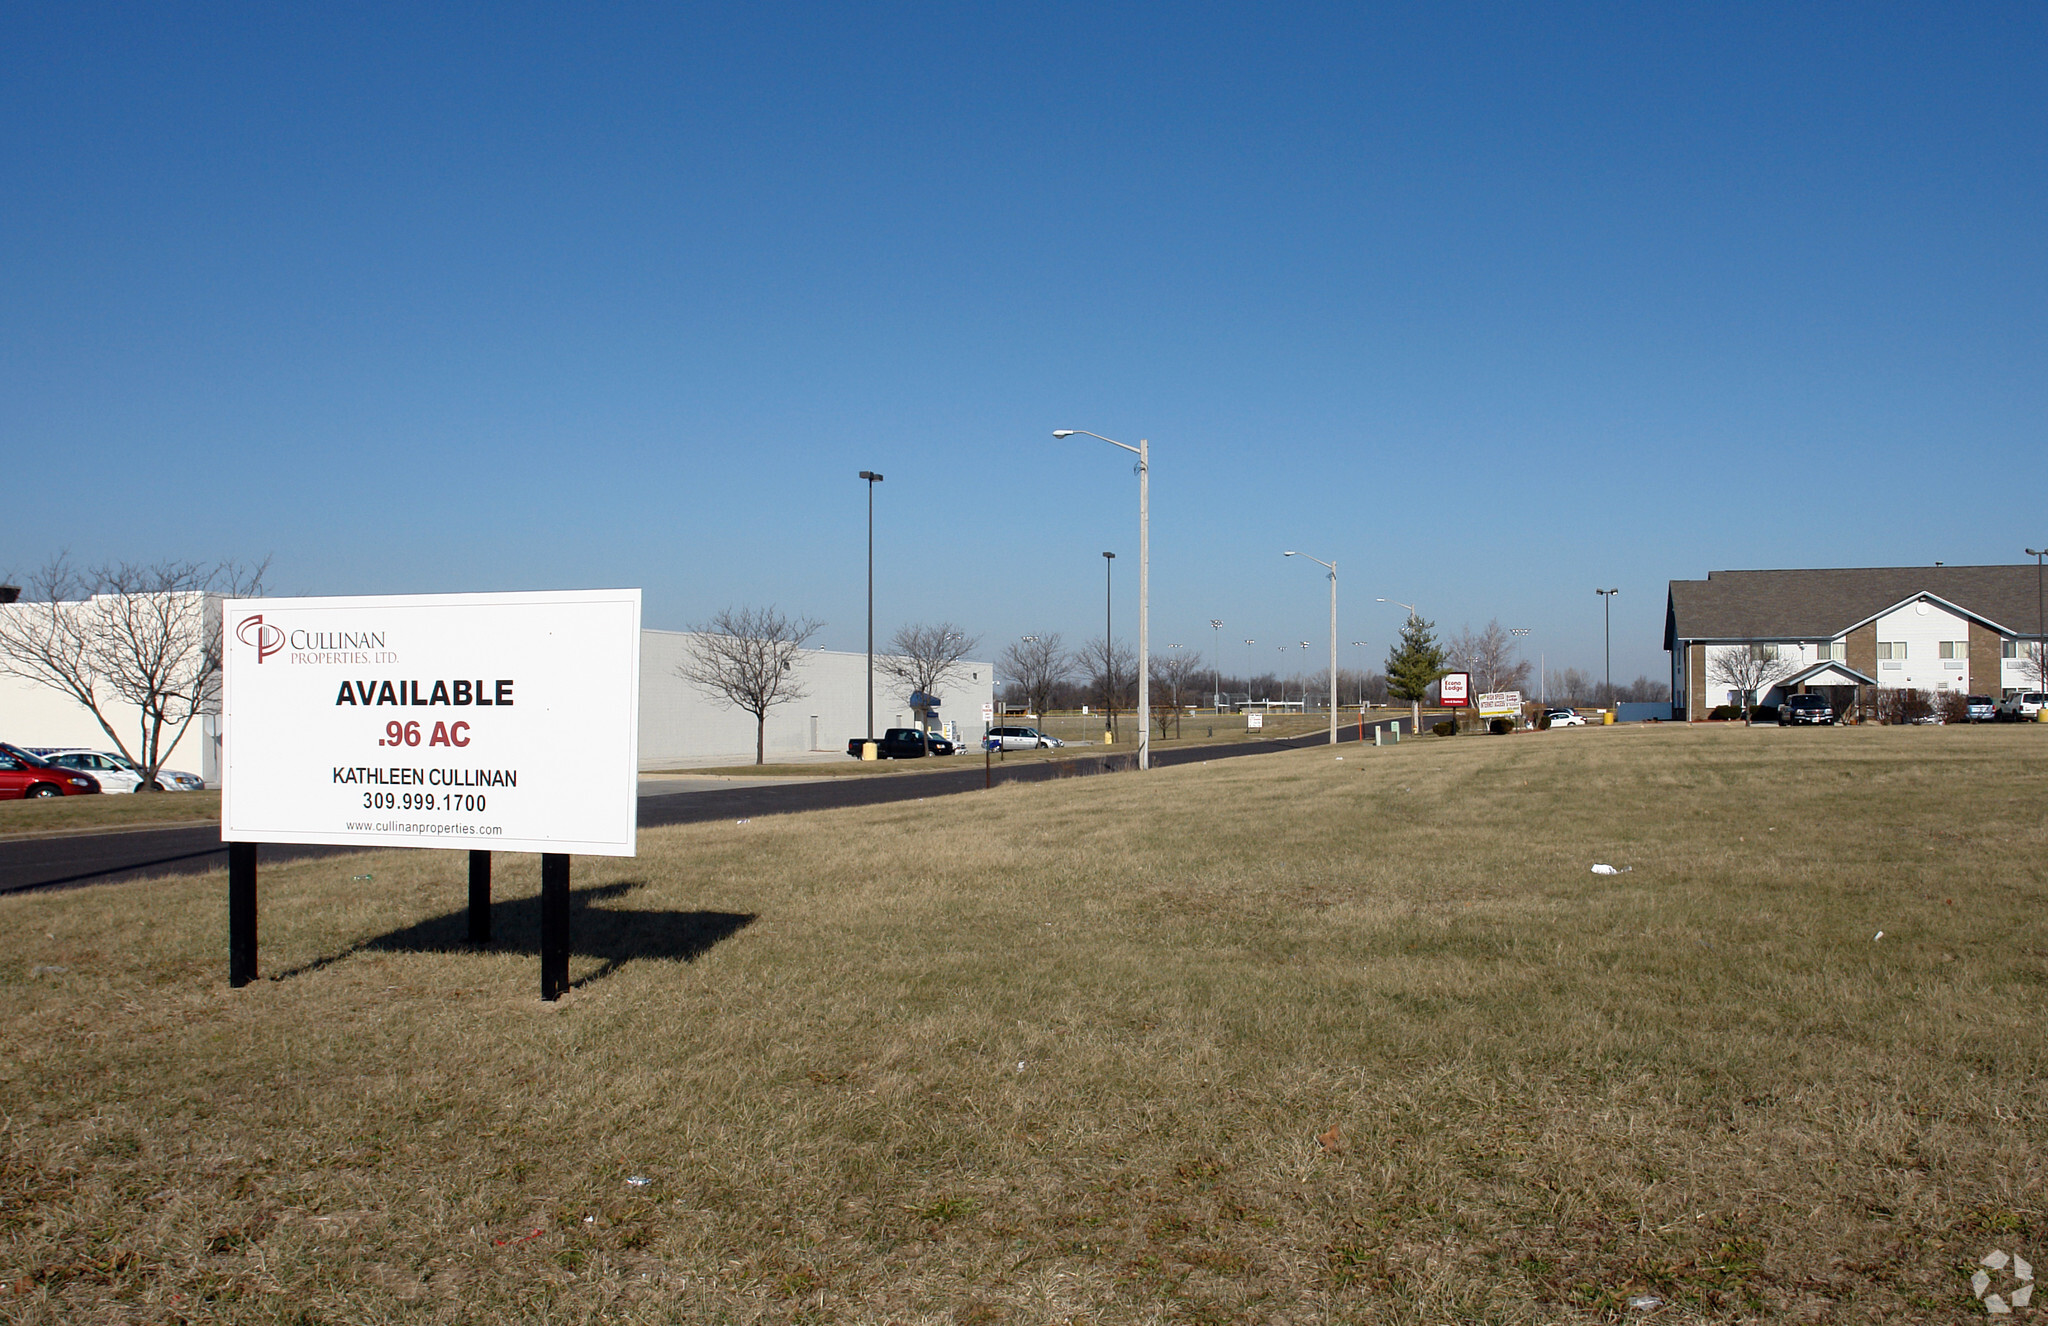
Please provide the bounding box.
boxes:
[222,589,642,856]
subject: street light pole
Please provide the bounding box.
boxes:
[1350,642,1367,706]
[2028,549,2046,689]
[1596,589,1620,709]
[1285,550,1339,745]
[1377,596,1421,736]
[1057,431,1149,769]
[859,471,884,741]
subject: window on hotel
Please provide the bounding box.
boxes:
[1939,641,1966,659]
[2005,639,2020,659]
[1820,640,1845,662]
[1877,642,1905,661]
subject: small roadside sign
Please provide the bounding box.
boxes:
[1246,711,1264,730]
[1440,672,1471,707]
[1478,690,1522,717]
[981,702,994,723]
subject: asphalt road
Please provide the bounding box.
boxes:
[0,717,1409,896]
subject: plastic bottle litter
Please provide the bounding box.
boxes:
[1874,931,1884,941]
[626,1175,651,1187]
[1590,864,1632,876]
[1628,1295,1664,1312]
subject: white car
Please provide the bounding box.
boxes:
[1543,709,1587,728]
[32,749,206,793]
[986,726,1064,750]
[1997,691,2048,721]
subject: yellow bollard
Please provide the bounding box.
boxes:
[860,741,878,761]
[1603,709,1615,725]
[1103,730,1114,744]
[2037,707,2048,723]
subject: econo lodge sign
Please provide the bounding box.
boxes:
[222,589,642,856]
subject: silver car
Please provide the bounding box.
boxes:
[986,725,1064,750]
[33,748,206,792]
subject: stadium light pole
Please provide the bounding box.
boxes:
[1058,430,1149,769]
[1102,551,1116,736]
[859,471,884,742]
[1284,550,1339,745]
[1209,619,1223,710]
[1596,589,1620,708]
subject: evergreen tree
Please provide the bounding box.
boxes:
[1384,613,1446,733]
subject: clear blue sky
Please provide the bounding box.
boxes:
[5,4,2043,688]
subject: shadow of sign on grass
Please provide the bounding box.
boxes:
[275,881,755,989]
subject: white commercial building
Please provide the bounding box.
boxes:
[638,632,994,766]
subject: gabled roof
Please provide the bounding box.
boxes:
[1779,660,1878,688]
[1665,565,2046,649]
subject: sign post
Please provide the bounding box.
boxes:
[222,588,641,999]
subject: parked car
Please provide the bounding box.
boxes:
[986,726,1064,750]
[30,748,205,792]
[1779,694,1835,726]
[1543,709,1587,727]
[1997,691,2048,721]
[845,728,957,758]
[0,744,102,799]
[1964,695,1998,723]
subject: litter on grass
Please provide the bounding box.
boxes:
[351,873,373,882]
[1875,931,1884,941]
[1628,1294,1664,1311]
[1590,864,1632,875]
[626,1176,651,1187]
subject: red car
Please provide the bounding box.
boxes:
[0,743,102,799]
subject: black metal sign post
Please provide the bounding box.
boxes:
[540,852,570,1001]
[467,850,492,946]
[229,842,258,987]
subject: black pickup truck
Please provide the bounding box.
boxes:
[846,728,956,758]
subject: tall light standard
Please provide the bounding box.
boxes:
[1596,589,1620,708]
[1243,639,1254,710]
[1057,430,1149,770]
[1101,551,1116,737]
[1209,619,1223,710]
[2028,549,2047,688]
[1350,642,1368,706]
[1510,627,1532,709]
[1020,636,1039,723]
[1377,597,1422,735]
[1285,550,1339,745]
[859,470,884,743]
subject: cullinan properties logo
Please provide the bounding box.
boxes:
[236,616,392,665]
[235,614,284,663]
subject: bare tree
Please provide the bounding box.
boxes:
[0,554,268,788]
[881,621,981,743]
[1083,636,1135,735]
[1706,644,1796,722]
[1447,619,1532,696]
[999,633,1073,727]
[676,605,822,764]
[1149,647,1205,736]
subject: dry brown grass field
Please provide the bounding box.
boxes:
[3,724,2044,1324]
[0,790,221,836]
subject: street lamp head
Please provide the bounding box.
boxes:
[859,470,883,482]
[1283,550,1297,558]
[1052,430,1076,438]
[1103,551,1116,560]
